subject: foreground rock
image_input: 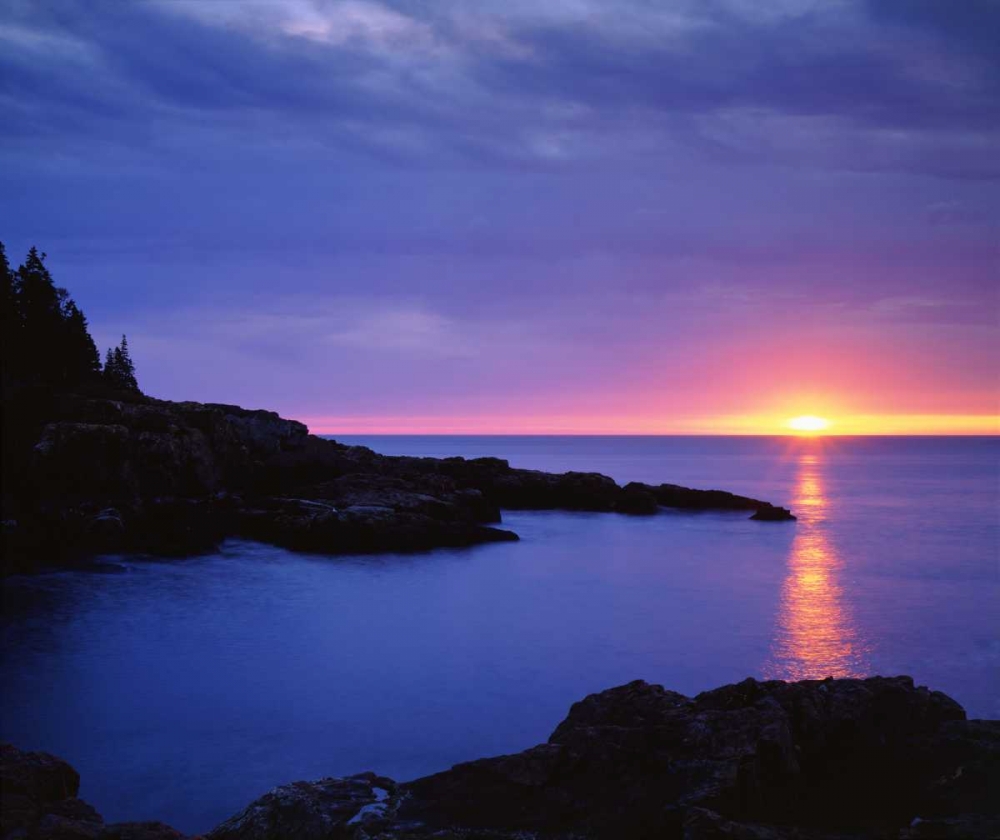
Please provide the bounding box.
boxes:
[0,744,183,840]
[750,505,796,521]
[399,676,998,839]
[5,677,997,840]
[625,482,797,521]
[1,391,792,574]
[207,774,399,840]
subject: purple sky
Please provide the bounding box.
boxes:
[2,0,997,432]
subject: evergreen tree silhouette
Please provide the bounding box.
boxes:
[104,334,139,392]
[16,247,66,384]
[0,242,104,391]
[0,242,20,384]
[62,301,100,382]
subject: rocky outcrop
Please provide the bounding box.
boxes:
[750,506,796,521]
[218,676,1000,840]
[0,743,81,835]
[5,677,995,840]
[0,744,185,840]
[624,482,796,519]
[235,495,518,554]
[1,392,793,574]
[29,395,311,503]
[404,675,965,836]
[207,774,399,840]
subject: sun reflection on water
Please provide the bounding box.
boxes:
[763,446,870,680]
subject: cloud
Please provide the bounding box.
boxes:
[153,0,446,55]
[925,200,995,227]
[328,308,473,357]
[2,0,998,177]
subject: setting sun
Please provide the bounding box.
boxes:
[787,415,832,434]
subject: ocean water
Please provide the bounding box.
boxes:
[2,435,997,833]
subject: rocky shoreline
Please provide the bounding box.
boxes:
[3,675,998,839]
[2,390,793,575]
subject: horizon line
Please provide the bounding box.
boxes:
[312,431,1000,438]
[297,413,999,438]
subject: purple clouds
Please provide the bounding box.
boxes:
[1,1,997,431]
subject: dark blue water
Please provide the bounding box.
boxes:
[2,436,997,833]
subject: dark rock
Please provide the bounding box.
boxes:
[400,676,993,839]
[548,678,690,740]
[35,798,104,840]
[291,474,502,525]
[648,483,766,512]
[0,744,187,840]
[236,496,518,555]
[87,509,127,543]
[910,718,1000,820]
[31,396,309,503]
[32,421,138,504]
[465,467,623,512]
[206,773,398,840]
[750,506,796,522]
[900,814,1000,839]
[128,498,232,556]
[681,807,831,839]
[3,677,996,840]
[693,676,966,826]
[618,483,660,515]
[402,683,796,837]
[3,391,793,572]
[622,483,794,521]
[99,823,187,840]
[0,743,81,836]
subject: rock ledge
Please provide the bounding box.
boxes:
[4,676,997,840]
[3,393,794,575]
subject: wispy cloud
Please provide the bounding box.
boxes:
[4,0,998,173]
[154,0,445,54]
[328,308,473,357]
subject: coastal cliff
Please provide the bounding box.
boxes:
[1,391,793,575]
[3,675,998,839]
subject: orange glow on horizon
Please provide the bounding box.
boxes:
[786,415,831,434]
[298,412,999,436]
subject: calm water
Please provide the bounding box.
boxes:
[2,436,998,833]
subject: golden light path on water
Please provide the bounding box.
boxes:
[763,445,871,681]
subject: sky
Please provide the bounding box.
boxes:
[1,0,998,434]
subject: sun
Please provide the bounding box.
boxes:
[786,415,831,434]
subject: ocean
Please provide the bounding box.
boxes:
[2,435,997,833]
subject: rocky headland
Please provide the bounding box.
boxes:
[3,675,998,840]
[1,390,793,575]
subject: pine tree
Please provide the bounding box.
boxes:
[1,244,105,391]
[103,334,140,392]
[0,242,21,383]
[16,247,66,384]
[62,300,101,381]
[0,242,14,314]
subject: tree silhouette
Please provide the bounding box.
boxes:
[63,301,101,383]
[1,243,101,390]
[103,334,140,392]
[2,243,135,517]
[0,242,20,383]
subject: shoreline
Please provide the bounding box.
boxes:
[2,391,793,576]
[4,674,998,839]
